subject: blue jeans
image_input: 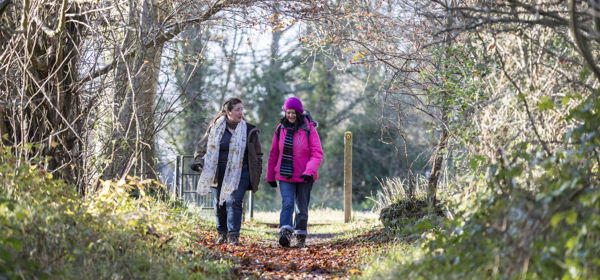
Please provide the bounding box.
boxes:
[212,163,250,235]
[279,181,313,235]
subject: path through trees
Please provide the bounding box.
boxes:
[193,216,386,279]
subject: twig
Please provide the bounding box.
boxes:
[80,0,252,84]
[568,0,600,83]
[32,0,68,38]
[493,37,552,157]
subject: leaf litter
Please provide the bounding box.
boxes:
[193,229,386,279]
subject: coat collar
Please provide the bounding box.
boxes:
[280,117,309,130]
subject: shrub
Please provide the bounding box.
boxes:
[0,149,230,279]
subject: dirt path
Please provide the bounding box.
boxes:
[194,227,383,279]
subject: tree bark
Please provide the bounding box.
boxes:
[103,0,164,180]
[427,0,455,209]
[0,1,89,192]
[427,112,448,207]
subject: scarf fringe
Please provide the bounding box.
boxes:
[196,116,247,205]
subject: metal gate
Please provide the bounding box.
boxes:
[173,155,213,209]
[172,155,254,219]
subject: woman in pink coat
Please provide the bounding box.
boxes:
[265,97,324,248]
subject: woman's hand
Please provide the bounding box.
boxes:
[300,174,313,183]
[267,181,277,188]
[190,163,203,172]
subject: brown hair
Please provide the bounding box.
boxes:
[210,97,243,125]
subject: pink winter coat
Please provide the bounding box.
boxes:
[265,120,324,183]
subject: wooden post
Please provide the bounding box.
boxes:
[248,191,254,221]
[174,155,180,199]
[344,131,352,223]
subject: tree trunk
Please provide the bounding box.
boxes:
[427,113,448,207]
[103,0,164,180]
[427,0,455,209]
[0,1,89,192]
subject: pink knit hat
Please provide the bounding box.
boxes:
[283,97,304,114]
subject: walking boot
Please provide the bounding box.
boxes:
[216,232,227,244]
[295,234,307,248]
[228,233,240,245]
[278,227,293,247]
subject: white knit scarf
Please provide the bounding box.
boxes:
[196,116,247,205]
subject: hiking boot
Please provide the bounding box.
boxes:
[295,234,307,248]
[228,233,240,245]
[216,232,227,244]
[279,228,292,247]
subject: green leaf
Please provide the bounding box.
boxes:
[565,210,577,225]
[579,66,591,82]
[551,212,564,227]
[468,158,479,170]
[5,237,23,251]
[538,96,554,111]
[566,236,578,251]
[414,218,433,232]
[15,210,29,221]
[0,247,12,260]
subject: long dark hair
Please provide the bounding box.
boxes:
[210,97,243,125]
[279,110,305,130]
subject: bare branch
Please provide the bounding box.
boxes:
[0,0,9,16]
[32,0,68,38]
[80,0,253,84]
[569,0,600,83]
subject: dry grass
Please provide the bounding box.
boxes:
[251,208,378,225]
[371,176,430,212]
[241,208,380,243]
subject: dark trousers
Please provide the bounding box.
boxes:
[212,163,250,235]
[279,181,313,235]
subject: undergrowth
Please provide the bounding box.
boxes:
[0,149,232,279]
[361,95,600,279]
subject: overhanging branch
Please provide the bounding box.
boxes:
[568,0,600,83]
[33,0,68,38]
[0,0,9,17]
[80,0,252,84]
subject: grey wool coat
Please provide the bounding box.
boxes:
[193,122,263,192]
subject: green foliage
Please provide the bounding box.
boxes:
[0,150,231,279]
[538,96,554,111]
[362,93,600,279]
[358,23,600,278]
[422,44,488,113]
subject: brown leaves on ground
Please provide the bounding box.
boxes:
[193,229,385,279]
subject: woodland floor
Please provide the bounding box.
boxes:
[193,210,387,279]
